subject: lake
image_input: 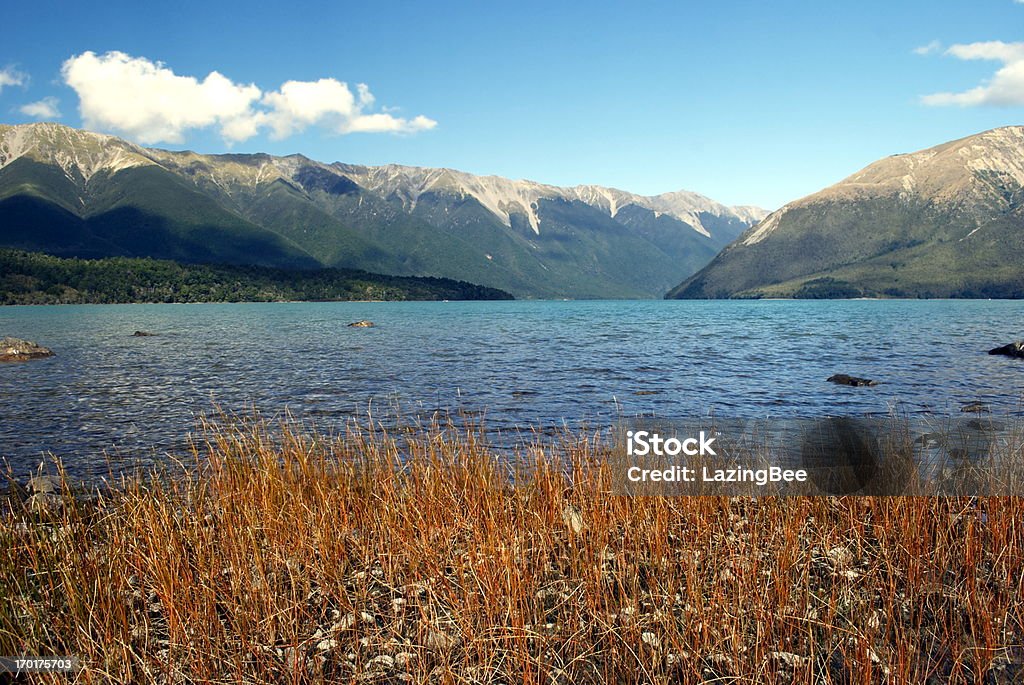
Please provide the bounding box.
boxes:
[2,299,1023,481]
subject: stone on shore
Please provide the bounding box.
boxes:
[27,474,60,494]
[827,374,877,387]
[0,337,54,362]
[641,632,662,650]
[27,492,62,515]
[422,626,459,651]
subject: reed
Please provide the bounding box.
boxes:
[1,415,1022,683]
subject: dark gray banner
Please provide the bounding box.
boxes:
[0,656,79,673]
[610,417,1024,496]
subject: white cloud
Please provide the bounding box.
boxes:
[0,66,26,94]
[347,113,438,133]
[921,40,1024,106]
[19,96,61,119]
[260,78,436,138]
[61,51,437,145]
[62,51,262,144]
[913,40,942,56]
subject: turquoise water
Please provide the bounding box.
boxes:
[1,300,1023,480]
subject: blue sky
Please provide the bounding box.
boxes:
[1,0,1022,209]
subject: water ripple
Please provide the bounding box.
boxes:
[1,300,1023,480]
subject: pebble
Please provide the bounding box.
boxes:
[316,639,338,652]
[641,632,662,650]
[423,627,458,651]
[368,655,395,670]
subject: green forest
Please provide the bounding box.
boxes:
[0,250,513,304]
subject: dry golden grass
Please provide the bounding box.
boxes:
[1,416,1022,684]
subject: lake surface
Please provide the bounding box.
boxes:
[2,300,1023,481]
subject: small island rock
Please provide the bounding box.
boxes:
[348,320,375,328]
[0,337,54,362]
[988,341,1024,358]
[827,374,878,387]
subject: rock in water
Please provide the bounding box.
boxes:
[348,320,375,328]
[827,374,877,387]
[132,330,156,337]
[988,341,1024,358]
[0,337,54,362]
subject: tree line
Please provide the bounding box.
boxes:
[0,250,513,304]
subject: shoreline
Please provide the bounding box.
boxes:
[8,297,1024,308]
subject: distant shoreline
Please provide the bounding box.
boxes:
[0,249,514,305]
[7,295,1024,307]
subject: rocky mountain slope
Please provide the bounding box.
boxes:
[0,123,766,298]
[669,127,1024,299]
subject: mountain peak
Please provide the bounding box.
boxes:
[671,125,1024,299]
[741,125,1024,247]
[0,121,154,182]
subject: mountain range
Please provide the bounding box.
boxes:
[669,126,1024,299]
[0,123,766,299]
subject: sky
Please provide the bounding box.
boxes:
[1,0,1022,210]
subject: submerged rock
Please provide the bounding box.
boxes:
[988,341,1024,358]
[347,320,375,328]
[0,337,54,362]
[132,330,156,337]
[960,401,990,413]
[827,374,877,387]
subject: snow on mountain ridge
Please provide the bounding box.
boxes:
[342,163,766,237]
[339,163,558,233]
[0,123,768,238]
[0,122,154,182]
